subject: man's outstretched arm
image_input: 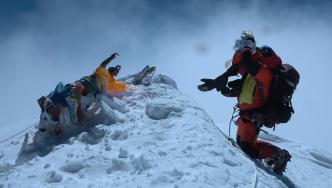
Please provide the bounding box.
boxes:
[100,52,119,68]
[198,65,238,92]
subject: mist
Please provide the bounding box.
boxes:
[1,0,332,152]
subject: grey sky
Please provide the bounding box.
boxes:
[1,0,332,152]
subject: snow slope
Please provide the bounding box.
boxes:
[1,77,332,188]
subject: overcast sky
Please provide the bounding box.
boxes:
[1,0,332,152]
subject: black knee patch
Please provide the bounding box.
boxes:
[236,136,258,158]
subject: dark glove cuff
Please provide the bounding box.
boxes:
[219,86,232,96]
[225,65,239,77]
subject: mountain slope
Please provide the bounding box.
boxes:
[0,77,332,188]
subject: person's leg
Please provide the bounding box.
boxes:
[253,140,278,159]
[236,117,291,174]
[255,140,292,174]
[236,117,279,160]
[236,117,259,158]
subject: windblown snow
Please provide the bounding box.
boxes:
[0,75,332,188]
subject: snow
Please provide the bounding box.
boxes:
[152,74,178,89]
[0,78,332,188]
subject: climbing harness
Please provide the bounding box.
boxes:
[227,104,270,144]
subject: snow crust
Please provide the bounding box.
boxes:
[1,80,332,188]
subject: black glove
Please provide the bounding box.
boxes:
[198,65,238,92]
[215,74,232,96]
[241,49,252,62]
[100,52,120,68]
[219,87,232,96]
[240,49,261,76]
[215,74,228,91]
[228,79,243,92]
[226,79,243,97]
[110,52,119,60]
[198,79,216,92]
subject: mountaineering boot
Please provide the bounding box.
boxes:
[272,148,291,175]
[141,66,156,86]
[132,65,156,86]
[133,65,151,85]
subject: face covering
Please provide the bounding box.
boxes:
[233,39,256,54]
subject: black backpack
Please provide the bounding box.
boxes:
[260,64,300,127]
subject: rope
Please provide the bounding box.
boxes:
[0,124,35,144]
[228,104,239,141]
[213,122,258,188]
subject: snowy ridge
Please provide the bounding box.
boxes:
[1,79,332,188]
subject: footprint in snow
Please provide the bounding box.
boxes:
[223,158,238,167]
[209,150,223,156]
[166,169,184,180]
[132,155,152,174]
[0,163,13,174]
[151,175,172,184]
[110,130,128,141]
[190,161,217,168]
[107,159,129,173]
[118,148,129,158]
[78,129,106,145]
[44,164,50,169]
[46,171,63,183]
[158,151,167,157]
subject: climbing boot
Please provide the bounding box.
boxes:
[272,149,291,175]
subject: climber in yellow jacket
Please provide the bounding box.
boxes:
[107,65,134,98]
[93,53,119,92]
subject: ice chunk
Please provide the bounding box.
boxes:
[60,161,85,173]
[46,171,63,183]
[145,103,177,120]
